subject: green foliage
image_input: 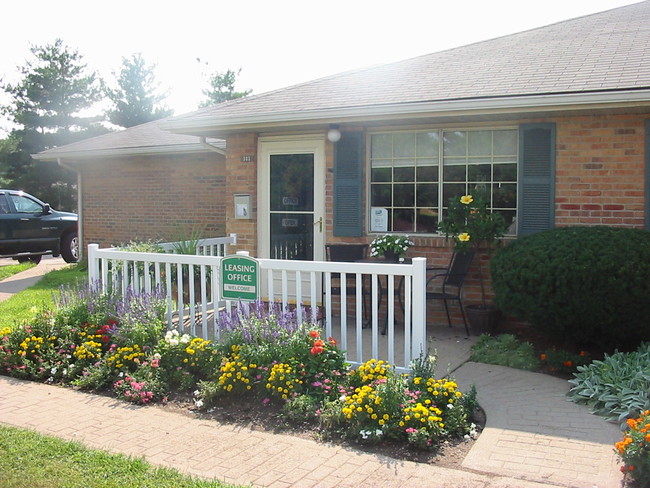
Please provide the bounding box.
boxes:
[106,53,173,128]
[0,39,107,210]
[568,343,650,423]
[470,334,540,371]
[198,65,252,107]
[438,193,507,252]
[0,425,239,488]
[490,226,650,349]
[615,410,650,485]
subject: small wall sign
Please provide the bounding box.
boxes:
[221,255,259,301]
[370,207,388,232]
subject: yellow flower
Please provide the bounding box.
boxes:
[458,233,471,242]
[460,195,474,205]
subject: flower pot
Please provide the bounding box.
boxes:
[466,304,501,336]
[383,251,400,262]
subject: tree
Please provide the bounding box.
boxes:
[199,65,251,107]
[0,39,107,210]
[106,53,173,128]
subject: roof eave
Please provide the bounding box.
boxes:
[160,89,650,136]
[33,142,226,162]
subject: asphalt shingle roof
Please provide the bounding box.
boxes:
[35,118,224,159]
[170,1,650,126]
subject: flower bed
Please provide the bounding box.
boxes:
[0,282,478,454]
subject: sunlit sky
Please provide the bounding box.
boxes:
[0,0,639,135]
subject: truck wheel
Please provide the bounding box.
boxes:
[61,232,79,263]
[18,255,42,265]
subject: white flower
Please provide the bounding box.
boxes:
[193,390,201,397]
[194,399,204,408]
[50,367,57,375]
[153,353,162,360]
[375,429,383,437]
[359,430,371,439]
[169,338,179,346]
[180,334,190,344]
[339,395,347,402]
[447,403,454,409]
[62,369,67,376]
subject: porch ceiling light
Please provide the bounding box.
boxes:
[327,126,341,142]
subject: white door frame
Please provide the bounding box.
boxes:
[258,136,326,261]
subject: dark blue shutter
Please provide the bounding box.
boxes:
[645,120,650,230]
[333,132,363,237]
[518,123,556,236]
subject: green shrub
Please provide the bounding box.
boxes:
[568,342,650,423]
[469,334,540,371]
[490,226,650,349]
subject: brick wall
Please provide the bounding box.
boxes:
[80,152,226,249]
[223,133,258,254]
[555,114,646,227]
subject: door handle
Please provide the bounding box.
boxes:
[313,217,323,233]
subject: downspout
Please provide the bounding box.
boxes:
[56,157,83,261]
[199,137,224,154]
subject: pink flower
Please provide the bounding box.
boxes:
[405,428,417,434]
[151,359,159,368]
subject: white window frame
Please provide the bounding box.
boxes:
[367,126,519,236]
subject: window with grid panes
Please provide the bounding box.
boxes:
[369,129,518,234]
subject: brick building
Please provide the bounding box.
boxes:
[37,2,650,310]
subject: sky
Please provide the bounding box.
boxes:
[0,0,640,135]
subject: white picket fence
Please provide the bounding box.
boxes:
[87,236,427,370]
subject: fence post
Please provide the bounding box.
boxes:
[410,257,427,366]
[88,244,100,285]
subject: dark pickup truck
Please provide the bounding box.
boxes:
[0,190,78,264]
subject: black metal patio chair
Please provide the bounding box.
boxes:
[426,251,475,336]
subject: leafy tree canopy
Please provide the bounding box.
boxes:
[106,53,173,128]
[0,39,107,210]
[199,62,251,107]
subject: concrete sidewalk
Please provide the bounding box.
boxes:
[0,261,625,487]
[0,256,70,302]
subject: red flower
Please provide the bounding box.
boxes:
[313,339,324,348]
[310,346,324,355]
[328,337,337,346]
[101,336,110,343]
[563,360,573,368]
[308,330,319,339]
[540,354,547,361]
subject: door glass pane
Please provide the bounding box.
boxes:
[270,213,313,260]
[270,154,314,212]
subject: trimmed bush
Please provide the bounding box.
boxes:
[490,226,650,349]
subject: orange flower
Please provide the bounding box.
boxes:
[563,360,573,368]
[308,330,319,338]
[328,337,337,346]
[310,345,324,355]
[579,351,586,357]
[540,354,547,361]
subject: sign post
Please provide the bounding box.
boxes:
[221,255,259,301]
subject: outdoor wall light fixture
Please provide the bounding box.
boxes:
[327,125,341,142]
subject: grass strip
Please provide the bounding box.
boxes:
[0,262,36,281]
[0,265,85,326]
[0,425,241,488]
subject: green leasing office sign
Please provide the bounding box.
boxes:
[221,255,259,301]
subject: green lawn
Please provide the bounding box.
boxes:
[0,425,240,488]
[0,262,36,281]
[0,264,85,325]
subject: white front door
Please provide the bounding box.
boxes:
[258,137,325,262]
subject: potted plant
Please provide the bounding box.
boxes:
[370,234,414,262]
[438,193,507,334]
